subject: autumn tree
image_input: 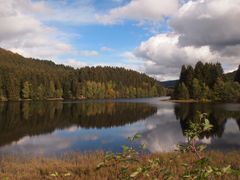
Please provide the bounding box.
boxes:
[22,81,31,99]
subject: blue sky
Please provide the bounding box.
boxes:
[41,0,170,70]
[1,0,240,80]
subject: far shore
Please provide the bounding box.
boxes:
[161,99,212,103]
[0,97,88,102]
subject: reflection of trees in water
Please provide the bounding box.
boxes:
[174,103,240,138]
[0,101,157,147]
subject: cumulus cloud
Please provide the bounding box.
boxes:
[63,59,88,69]
[0,0,71,59]
[100,46,113,52]
[96,0,179,24]
[135,34,216,80]
[122,51,139,61]
[79,50,99,57]
[44,1,98,25]
[129,0,240,80]
[170,0,240,54]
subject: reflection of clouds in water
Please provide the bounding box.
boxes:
[141,122,185,152]
[0,135,72,155]
[139,103,240,153]
[120,121,146,139]
[208,119,240,150]
[120,104,176,140]
[140,106,186,152]
[200,137,211,144]
[65,126,80,132]
[224,119,239,133]
[0,132,99,155]
[0,98,239,154]
[156,108,173,116]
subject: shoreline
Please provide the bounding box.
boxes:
[161,98,212,103]
[0,96,163,102]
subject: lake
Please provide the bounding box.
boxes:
[0,97,239,155]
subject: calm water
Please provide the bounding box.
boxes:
[0,97,239,155]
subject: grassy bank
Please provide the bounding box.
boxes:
[0,151,239,180]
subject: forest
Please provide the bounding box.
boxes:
[0,48,166,101]
[173,61,240,102]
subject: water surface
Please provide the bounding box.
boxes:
[0,97,239,155]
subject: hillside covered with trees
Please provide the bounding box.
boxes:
[0,48,166,101]
[172,61,240,102]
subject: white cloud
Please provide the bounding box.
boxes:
[0,0,72,60]
[96,0,179,24]
[100,46,113,52]
[133,0,240,80]
[79,50,99,57]
[170,0,240,49]
[122,51,139,61]
[135,34,216,80]
[63,59,88,69]
[44,1,98,25]
[62,57,141,72]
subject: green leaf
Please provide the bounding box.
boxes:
[96,162,105,169]
[197,144,207,152]
[50,172,58,177]
[203,119,213,131]
[134,133,141,140]
[122,145,130,152]
[130,171,140,178]
[64,172,71,177]
[222,165,232,174]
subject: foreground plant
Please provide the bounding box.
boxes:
[97,112,240,179]
[177,112,239,179]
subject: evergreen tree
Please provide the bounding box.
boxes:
[234,65,240,83]
[191,78,201,100]
[194,61,204,82]
[0,78,5,100]
[200,83,210,100]
[179,65,195,93]
[185,66,195,90]
[174,83,189,100]
[179,65,187,82]
[75,82,83,99]
[213,78,225,101]
[6,75,20,101]
[48,81,55,98]
[172,61,238,101]
[0,48,166,101]
[63,81,72,99]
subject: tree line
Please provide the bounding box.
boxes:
[0,48,166,101]
[173,61,240,102]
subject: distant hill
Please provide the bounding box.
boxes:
[0,48,166,101]
[225,70,237,81]
[160,80,178,88]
